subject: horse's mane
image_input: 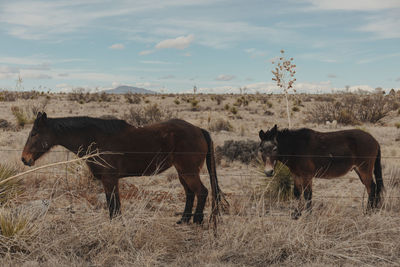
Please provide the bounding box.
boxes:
[278,127,313,139]
[47,116,129,134]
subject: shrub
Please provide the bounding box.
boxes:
[174,99,180,105]
[190,98,199,110]
[216,139,259,164]
[306,94,397,125]
[0,119,11,130]
[11,107,30,127]
[292,106,300,112]
[124,104,174,126]
[230,106,238,115]
[214,95,224,105]
[209,118,233,132]
[0,91,17,102]
[125,93,141,104]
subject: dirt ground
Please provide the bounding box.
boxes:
[0,92,400,266]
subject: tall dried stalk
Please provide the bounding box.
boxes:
[271,50,296,128]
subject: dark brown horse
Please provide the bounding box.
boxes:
[259,125,383,219]
[22,112,225,225]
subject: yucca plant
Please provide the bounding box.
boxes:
[0,164,23,204]
[254,158,293,201]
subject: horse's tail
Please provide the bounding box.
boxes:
[200,129,229,230]
[374,145,384,207]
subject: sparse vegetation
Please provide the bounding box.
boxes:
[124,93,141,104]
[216,139,258,164]
[209,118,233,132]
[124,103,174,126]
[306,93,398,125]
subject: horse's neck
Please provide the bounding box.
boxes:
[277,132,293,159]
[56,130,95,157]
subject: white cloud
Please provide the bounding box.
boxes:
[358,15,400,39]
[56,83,69,88]
[0,1,219,40]
[305,0,400,11]
[20,71,52,79]
[159,75,175,80]
[155,34,194,50]
[348,85,375,92]
[215,74,235,81]
[111,81,121,88]
[245,48,267,59]
[139,50,154,56]
[109,43,125,50]
[140,60,175,65]
[135,82,160,89]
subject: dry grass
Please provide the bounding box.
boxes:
[1,92,400,265]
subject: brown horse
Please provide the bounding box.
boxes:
[22,112,226,225]
[259,125,383,219]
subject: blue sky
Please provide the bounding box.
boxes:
[0,0,399,93]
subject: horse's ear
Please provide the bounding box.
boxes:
[36,111,47,126]
[259,130,265,140]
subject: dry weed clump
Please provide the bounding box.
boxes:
[0,164,23,204]
[68,88,113,104]
[124,103,174,126]
[216,140,258,164]
[209,118,233,132]
[0,119,12,130]
[307,93,399,125]
[124,93,141,104]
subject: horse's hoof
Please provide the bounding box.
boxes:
[193,214,204,224]
[177,217,191,224]
[291,211,301,220]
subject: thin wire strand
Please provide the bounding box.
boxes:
[3,148,400,159]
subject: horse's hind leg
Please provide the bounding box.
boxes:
[355,166,376,210]
[180,172,208,224]
[292,177,303,219]
[101,177,121,219]
[176,174,195,224]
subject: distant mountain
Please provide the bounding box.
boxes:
[104,85,157,94]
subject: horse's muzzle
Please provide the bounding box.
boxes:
[21,157,34,166]
[264,169,274,177]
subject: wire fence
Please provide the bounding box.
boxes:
[3,148,400,159]
[2,148,400,203]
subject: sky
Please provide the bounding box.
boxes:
[0,0,399,94]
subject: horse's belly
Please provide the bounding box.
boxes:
[315,163,353,179]
[121,156,173,177]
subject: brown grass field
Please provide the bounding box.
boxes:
[0,91,400,266]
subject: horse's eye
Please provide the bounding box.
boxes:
[31,132,37,137]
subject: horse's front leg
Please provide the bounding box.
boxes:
[101,177,121,219]
[304,178,313,213]
[291,177,303,219]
